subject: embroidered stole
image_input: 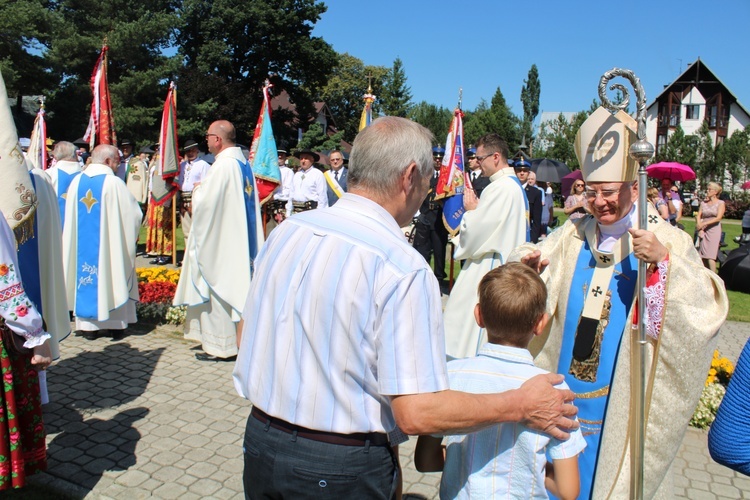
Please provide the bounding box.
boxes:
[324,171,344,199]
[57,170,80,229]
[236,159,259,262]
[554,222,638,500]
[16,174,42,314]
[74,174,106,319]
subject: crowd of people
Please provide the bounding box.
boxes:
[2,74,743,498]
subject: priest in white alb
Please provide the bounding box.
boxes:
[173,120,264,362]
[62,144,142,340]
[442,133,528,359]
[45,141,82,228]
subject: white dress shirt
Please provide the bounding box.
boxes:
[178,157,211,192]
[234,193,448,433]
[290,166,328,208]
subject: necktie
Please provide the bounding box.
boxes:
[472,172,477,182]
[334,171,339,181]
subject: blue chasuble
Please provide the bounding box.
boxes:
[552,239,637,499]
[74,174,106,319]
[57,170,80,229]
[16,174,42,315]
[236,159,259,264]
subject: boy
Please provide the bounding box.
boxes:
[416,263,585,499]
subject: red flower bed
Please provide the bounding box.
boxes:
[138,281,177,304]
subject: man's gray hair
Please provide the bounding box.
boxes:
[348,117,433,196]
[90,144,120,165]
[52,141,78,162]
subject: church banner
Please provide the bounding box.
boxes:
[435,108,466,235]
[83,45,116,149]
[248,81,281,205]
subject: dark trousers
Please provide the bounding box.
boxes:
[243,411,398,499]
[413,221,449,281]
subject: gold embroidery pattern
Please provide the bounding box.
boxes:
[576,386,610,399]
[570,290,612,382]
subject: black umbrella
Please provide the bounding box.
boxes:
[530,158,571,183]
[719,245,750,294]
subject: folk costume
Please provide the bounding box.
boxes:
[508,107,728,499]
[125,155,149,206]
[0,69,50,489]
[62,163,142,332]
[173,146,263,358]
[145,157,174,259]
[43,159,81,228]
[443,166,528,359]
[177,152,210,240]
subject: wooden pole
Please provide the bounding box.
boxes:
[171,194,177,266]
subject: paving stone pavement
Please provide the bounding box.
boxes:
[27,320,749,499]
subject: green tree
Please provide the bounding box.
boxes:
[408,101,452,144]
[42,0,181,144]
[695,122,719,181]
[463,99,492,147]
[716,127,750,188]
[654,125,699,168]
[535,102,596,170]
[486,86,520,151]
[318,52,387,143]
[520,64,540,145]
[295,122,343,153]
[177,0,336,146]
[380,57,412,118]
[1,0,60,132]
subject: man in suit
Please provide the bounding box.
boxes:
[515,158,543,243]
[413,146,449,292]
[466,147,490,198]
[324,150,347,206]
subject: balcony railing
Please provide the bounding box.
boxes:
[657,115,680,127]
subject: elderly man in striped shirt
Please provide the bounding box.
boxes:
[233,116,578,499]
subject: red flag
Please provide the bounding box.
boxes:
[248,81,281,205]
[151,82,180,205]
[83,45,116,148]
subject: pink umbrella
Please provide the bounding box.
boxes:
[741,181,750,190]
[561,169,583,201]
[646,161,696,182]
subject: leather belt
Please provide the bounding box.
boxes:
[251,407,389,447]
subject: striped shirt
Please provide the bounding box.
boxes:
[233,193,448,434]
[441,343,586,500]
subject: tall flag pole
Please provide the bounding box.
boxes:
[248,79,281,206]
[152,81,180,264]
[83,43,117,149]
[359,74,376,131]
[27,97,48,170]
[435,89,466,236]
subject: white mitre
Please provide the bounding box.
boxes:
[574,106,638,183]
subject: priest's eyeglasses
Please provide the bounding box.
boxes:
[584,188,623,201]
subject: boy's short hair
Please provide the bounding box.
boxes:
[478,263,547,345]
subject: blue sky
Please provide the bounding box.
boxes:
[313,0,750,122]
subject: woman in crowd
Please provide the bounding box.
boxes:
[563,179,588,220]
[696,182,725,273]
[647,187,670,221]
[0,210,53,490]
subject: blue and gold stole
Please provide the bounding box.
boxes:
[74,174,106,319]
[556,222,638,499]
[57,170,81,229]
[236,159,259,263]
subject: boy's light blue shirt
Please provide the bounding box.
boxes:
[440,343,586,499]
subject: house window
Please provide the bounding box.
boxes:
[657,134,667,148]
[686,105,699,120]
[708,105,718,127]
